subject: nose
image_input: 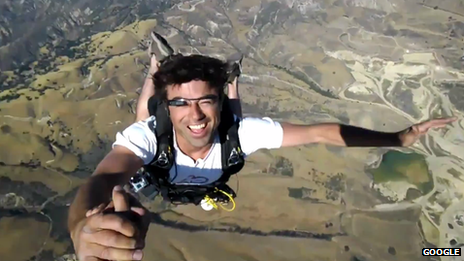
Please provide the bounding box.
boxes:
[189,102,205,121]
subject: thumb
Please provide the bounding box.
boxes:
[112,185,130,212]
[130,207,146,216]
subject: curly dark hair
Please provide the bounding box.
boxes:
[152,54,228,100]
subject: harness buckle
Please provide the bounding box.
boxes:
[156,151,169,167]
[227,147,242,166]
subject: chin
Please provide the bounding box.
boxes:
[190,135,214,148]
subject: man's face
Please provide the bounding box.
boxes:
[166,80,221,149]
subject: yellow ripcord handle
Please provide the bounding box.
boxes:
[217,189,236,212]
[204,189,236,212]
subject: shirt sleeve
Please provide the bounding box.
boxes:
[112,116,158,165]
[238,117,284,156]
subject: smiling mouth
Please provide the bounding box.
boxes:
[187,123,207,135]
[189,123,206,130]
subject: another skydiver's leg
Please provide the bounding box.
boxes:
[135,31,174,122]
[225,53,243,118]
[135,54,158,122]
[227,76,242,118]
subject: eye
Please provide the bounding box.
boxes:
[200,98,218,105]
[200,99,213,104]
[168,100,188,106]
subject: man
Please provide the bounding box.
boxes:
[68,51,456,260]
[127,32,245,209]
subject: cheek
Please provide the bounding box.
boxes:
[205,107,220,122]
[168,108,185,125]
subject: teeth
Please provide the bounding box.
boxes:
[189,123,206,130]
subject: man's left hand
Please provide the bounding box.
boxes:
[399,117,458,147]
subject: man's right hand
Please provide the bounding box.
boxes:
[71,186,145,261]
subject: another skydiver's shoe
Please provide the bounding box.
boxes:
[149,31,175,63]
[225,52,243,84]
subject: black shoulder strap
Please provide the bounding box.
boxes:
[217,96,245,183]
[146,95,174,181]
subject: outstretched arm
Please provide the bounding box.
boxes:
[280,117,457,148]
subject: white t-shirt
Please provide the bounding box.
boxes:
[112,116,284,185]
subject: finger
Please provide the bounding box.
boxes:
[444,116,458,121]
[431,122,450,129]
[105,200,115,210]
[85,229,137,249]
[418,121,444,132]
[86,204,107,217]
[420,118,456,132]
[86,208,100,217]
[82,257,99,261]
[431,117,457,125]
[113,185,130,212]
[434,117,457,125]
[84,213,136,237]
[88,201,116,217]
[417,121,434,131]
[130,207,146,216]
[101,201,116,215]
[86,209,98,217]
[90,243,144,261]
